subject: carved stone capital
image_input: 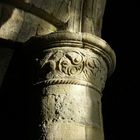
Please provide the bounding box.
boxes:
[36,48,107,93]
[27,31,116,140]
[29,31,116,92]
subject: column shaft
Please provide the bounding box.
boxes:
[27,31,116,140]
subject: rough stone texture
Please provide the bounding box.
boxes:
[29,31,115,139]
[0,1,116,139]
[0,4,56,42]
[82,0,106,36]
[38,85,104,140]
[35,47,107,91]
[0,0,106,35]
[0,0,106,86]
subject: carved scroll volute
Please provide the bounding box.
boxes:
[36,48,107,92]
[27,31,116,140]
[29,31,116,92]
[0,0,116,139]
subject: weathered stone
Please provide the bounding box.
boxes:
[28,31,116,139]
[0,3,56,86]
[0,4,56,42]
[0,0,106,35]
[0,0,116,139]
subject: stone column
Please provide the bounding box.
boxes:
[27,31,116,140]
[0,0,116,139]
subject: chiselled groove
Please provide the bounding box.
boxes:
[34,79,101,94]
[25,31,115,140]
[43,41,83,49]
[0,0,65,28]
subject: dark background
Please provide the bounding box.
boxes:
[102,0,139,139]
[0,0,139,139]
